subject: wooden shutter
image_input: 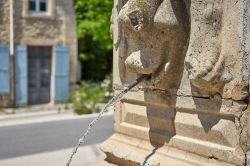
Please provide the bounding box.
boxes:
[54,46,70,102]
[15,45,28,106]
[0,45,10,94]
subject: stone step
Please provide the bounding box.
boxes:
[92,156,117,166]
[99,134,235,166]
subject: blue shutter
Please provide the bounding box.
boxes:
[15,45,28,106]
[0,45,10,94]
[54,46,70,102]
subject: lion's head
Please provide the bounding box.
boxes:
[116,0,189,90]
[112,0,249,98]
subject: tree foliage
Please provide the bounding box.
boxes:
[74,0,113,81]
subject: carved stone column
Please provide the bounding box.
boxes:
[95,0,250,165]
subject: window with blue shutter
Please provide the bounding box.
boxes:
[0,45,10,94]
[54,46,70,103]
[15,45,28,106]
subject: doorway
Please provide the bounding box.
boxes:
[28,46,52,105]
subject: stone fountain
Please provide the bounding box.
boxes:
[95,0,250,165]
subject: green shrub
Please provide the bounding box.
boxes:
[70,75,113,115]
[75,0,113,81]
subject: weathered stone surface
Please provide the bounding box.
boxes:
[98,134,236,166]
[113,0,250,97]
[98,0,250,165]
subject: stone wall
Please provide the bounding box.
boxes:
[0,1,10,45]
[97,0,250,165]
[0,0,77,107]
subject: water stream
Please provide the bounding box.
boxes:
[66,75,148,166]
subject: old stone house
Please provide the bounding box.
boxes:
[0,0,77,107]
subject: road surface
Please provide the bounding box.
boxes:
[0,113,114,165]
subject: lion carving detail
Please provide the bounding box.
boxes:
[112,0,249,99]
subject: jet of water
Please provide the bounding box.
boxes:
[66,75,149,166]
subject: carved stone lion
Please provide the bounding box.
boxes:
[112,0,249,98]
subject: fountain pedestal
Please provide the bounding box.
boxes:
[95,0,250,165]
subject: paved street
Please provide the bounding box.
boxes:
[0,113,114,166]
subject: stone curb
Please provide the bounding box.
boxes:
[0,105,114,123]
[0,110,66,121]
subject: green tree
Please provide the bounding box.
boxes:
[74,0,113,81]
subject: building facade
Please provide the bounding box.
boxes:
[0,0,77,107]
